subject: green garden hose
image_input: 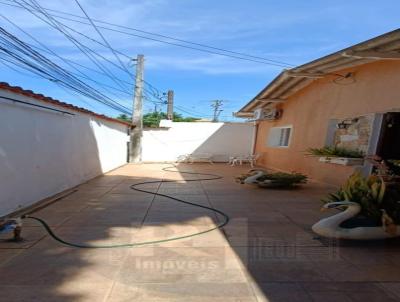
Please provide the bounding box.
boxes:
[23,165,229,248]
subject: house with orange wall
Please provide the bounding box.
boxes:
[236,29,400,186]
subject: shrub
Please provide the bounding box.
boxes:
[257,172,308,188]
[306,146,364,158]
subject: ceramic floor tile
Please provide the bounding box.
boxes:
[6,163,399,302]
[107,282,257,302]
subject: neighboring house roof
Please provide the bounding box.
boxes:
[0,82,132,126]
[237,29,400,116]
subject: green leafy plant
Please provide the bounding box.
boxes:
[306,146,365,158]
[257,172,308,188]
[142,112,200,127]
[322,172,400,224]
[116,114,131,122]
[117,112,203,127]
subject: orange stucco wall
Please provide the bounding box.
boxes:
[254,60,400,186]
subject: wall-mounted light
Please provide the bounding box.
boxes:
[336,118,359,129]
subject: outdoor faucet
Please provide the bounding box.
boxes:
[0,217,23,242]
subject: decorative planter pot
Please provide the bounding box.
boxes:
[318,156,364,166]
[312,201,400,240]
[239,170,307,188]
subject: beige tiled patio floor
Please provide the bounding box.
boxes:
[1,163,400,301]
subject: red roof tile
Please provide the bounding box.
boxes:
[0,82,132,127]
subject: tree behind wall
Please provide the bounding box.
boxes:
[116,114,131,122]
[116,112,199,127]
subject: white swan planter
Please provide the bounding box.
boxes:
[243,170,265,184]
[312,201,400,240]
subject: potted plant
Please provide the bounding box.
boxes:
[236,170,307,188]
[312,172,400,240]
[256,172,307,188]
[306,146,365,166]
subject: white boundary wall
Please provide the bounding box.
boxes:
[142,122,254,162]
[0,90,129,217]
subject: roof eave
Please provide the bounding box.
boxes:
[238,28,400,114]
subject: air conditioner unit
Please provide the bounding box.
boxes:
[253,108,282,121]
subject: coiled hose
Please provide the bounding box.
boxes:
[23,164,229,248]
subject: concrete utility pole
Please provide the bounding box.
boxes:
[211,100,223,122]
[129,54,144,163]
[167,90,174,120]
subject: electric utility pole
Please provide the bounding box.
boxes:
[129,54,144,163]
[211,100,223,122]
[167,90,174,120]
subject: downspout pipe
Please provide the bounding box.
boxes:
[251,121,259,155]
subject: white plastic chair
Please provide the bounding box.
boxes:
[248,153,260,168]
[176,154,190,163]
[178,153,214,164]
[188,153,214,164]
[230,154,259,167]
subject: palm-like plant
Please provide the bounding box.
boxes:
[323,172,389,223]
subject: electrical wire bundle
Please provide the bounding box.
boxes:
[0,0,168,114]
[0,26,132,114]
[0,0,306,118]
[0,0,299,117]
[1,0,295,68]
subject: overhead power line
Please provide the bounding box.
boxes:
[72,0,131,76]
[13,0,130,92]
[0,26,131,114]
[174,105,205,118]
[0,0,251,120]
[3,0,167,103]
[0,0,295,68]
[176,104,208,116]
[0,13,133,101]
[174,104,237,120]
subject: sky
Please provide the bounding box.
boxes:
[0,0,399,121]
